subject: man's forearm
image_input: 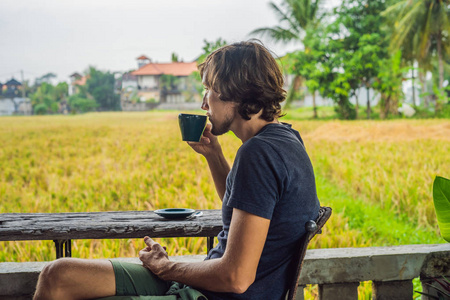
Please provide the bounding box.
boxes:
[160,258,246,294]
[205,151,230,201]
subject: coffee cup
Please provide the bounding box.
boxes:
[178,113,207,142]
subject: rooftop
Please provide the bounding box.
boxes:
[5,78,21,86]
[137,55,150,60]
[72,75,88,86]
[132,62,197,77]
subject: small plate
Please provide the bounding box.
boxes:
[154,208,196,220]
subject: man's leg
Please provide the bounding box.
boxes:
[34,258,116,300]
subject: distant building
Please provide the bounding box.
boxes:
[137,55,151,69]
[132,56,198,102]
[0,78,32,116]
[121,72,138,91]
[68,72,88,96]
[119,55,201,111]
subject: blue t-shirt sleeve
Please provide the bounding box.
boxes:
[226,138,287,220]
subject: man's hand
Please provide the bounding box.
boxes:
[135,209,270,294]
[187,124,221,158]
[139,237,171,279]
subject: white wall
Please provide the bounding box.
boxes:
[138,75,159,89]
[166,94,184,103]
[122,80,138,89]
[0,98,15,115]
[0,98,31,116]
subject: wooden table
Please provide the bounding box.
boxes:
[0,210,222,259]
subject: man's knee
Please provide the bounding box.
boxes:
[36,258,76,297]
[41,258,70,282]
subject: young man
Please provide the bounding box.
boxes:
[34,41,320,300]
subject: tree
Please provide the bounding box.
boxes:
[350,33,386,118]
[290,24,357,120]
[30,82,66,114]
[68,95,98,113]
[373,51,406,118]
[290,27,326,118]
[332,0,390,119]
[35,73,57,85]
[85,67,120,111]
[384,0,450,91]
[192,38,228,99]
[249,0,324,43]
[171,53,179,62]
[196,38,228,64]
[249,0,325,109]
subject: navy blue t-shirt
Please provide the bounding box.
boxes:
[199,123,320,300]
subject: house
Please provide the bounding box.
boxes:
[0,78,32,116]
[68,72,88,96]
[130,56,200,104]
[121,72,138,91]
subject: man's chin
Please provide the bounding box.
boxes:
[211,124,229,136]
[210,116,233,136]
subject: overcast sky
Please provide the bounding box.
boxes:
[0,0,339,84]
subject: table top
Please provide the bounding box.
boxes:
[0,210,222,241]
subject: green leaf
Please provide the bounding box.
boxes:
[415,291,439,300]
[433,176,450,242]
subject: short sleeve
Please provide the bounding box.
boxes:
[225,138,287,220]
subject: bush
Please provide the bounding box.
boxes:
[68,96,98,113]
[34,103,48,115]
[436,103,450,118]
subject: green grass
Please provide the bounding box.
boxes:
[313,175,442,248]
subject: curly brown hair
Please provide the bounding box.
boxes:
[198,40,286,121]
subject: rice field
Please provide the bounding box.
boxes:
[0,111,448,298]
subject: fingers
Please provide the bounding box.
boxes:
[203,124,215,138]
[139,249,146,257]
[144,236,157,248]
[200,136,211,144]
[187,136,210,146]
[143,236,166,252]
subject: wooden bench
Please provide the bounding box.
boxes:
[0,210,222,258]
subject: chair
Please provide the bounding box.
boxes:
[286,206,332,300]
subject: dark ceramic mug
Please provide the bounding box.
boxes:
[178,113,207,142]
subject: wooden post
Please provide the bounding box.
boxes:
[207,236,214,254]
[53,239,71,259]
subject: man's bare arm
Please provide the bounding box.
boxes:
[187,123,230,200]
[140,208,270,293]
[204,150,230,201]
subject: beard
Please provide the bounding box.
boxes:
[210,110,235,136]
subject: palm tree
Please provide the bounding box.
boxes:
[250,0,323,43]
[249,0,324,116]
[384,0,450,92]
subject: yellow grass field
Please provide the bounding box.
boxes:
[0,112,448,298]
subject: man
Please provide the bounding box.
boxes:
[34,40,320,300]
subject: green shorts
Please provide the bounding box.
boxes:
[98,260,208,300]
[111,260,171,296]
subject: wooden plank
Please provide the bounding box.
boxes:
[0,210,222,241]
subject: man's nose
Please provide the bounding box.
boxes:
[201,95,208,111]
